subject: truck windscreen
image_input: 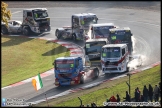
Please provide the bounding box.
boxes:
[109,31,132,43]
[33,10,48,19]
[85,41,106,54]
[94,26,114,38]
[55,60,74,69]
[102,47,121,58]
[83,17,97,26]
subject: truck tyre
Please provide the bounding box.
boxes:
[1,25,8,35]
[72,33,77,41]
[23,27,30,36]
[80,75,84,84]
[93,68,99,79]
[55,29,60,39]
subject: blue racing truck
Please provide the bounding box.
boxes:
[53,56,99,86]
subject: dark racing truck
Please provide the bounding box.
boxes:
[53,56,99,86]
[84,38,108,67]
[108,27,133,55]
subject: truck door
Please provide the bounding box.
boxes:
[72,16,80,34]
[25,12,34,26]
[122,47,129,64]
[91,26,94,39]
[121,47,126,69]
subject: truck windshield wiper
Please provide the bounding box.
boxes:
[90,42,98,46]
[94,30,104,37]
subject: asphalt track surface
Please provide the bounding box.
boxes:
[2,1,160,104]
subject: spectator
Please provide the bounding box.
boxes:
[105,98,111,107]
[159,82,161,97]
[91,102,97,107]
[116,94,120,102]
[135,88,138,102]
[154,85,160,102]
[148,84,153,102]
[143,85,149,102]
[140,94,144,102]
[123,91,131,102]
[106,98,110,102]
[136,87,141,102]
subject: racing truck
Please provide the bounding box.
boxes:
[85,23,117,40]
[84,38,108,67]
[1,8,51,36]
[53,56,99,86]
[55,13,98,41]
[101,44,142,74]
[108,27,133,55]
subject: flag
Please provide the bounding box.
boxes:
[32,73,43,91]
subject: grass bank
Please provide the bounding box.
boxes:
[1,35,70,87]
[36,65,161,107]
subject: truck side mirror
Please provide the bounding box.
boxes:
[84,36,89,40]
[130,33,133,36]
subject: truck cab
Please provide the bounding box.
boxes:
[88,23,116,40]
[53,56,99,86]
[54,57,83,86]
[84,38,108,67]
[108,27,133,55]
[55,13,98,41]
[72,13,98,35]
[22,8,51,35]
[101,44,129,74]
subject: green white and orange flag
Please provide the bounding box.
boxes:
[32,73,43,91]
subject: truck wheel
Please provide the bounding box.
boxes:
[93,68,99,79]
[80,75,84,84]
[55,29,61,39]
[1,26,8,35]
[23,27,30,36]
[72,33,77,41]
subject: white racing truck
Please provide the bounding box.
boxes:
[101,44,142,74]
[1,8,51,36]
[55,13,98,41]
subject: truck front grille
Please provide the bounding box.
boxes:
[61,79,71,83]
[39,22,50,32]
[58,73,72,78]
[104,68,118,71]
[105,61,118,66]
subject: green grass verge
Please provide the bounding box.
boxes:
[1,35,70,87]
[35,65,161,107]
